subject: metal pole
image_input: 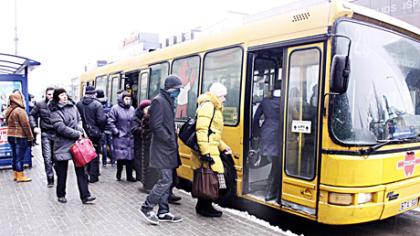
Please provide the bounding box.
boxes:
[14,0,19,55]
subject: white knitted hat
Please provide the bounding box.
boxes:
[209,82,227,97]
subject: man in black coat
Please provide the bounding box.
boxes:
[140,75,183,225]
[29,87,55,187]
[76,86,106,183]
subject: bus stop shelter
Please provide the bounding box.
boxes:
[0,53,40,168]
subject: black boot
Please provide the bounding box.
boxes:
[196,199,220,217]
[207,204,222,217]
[116,161,122,181]
[126,160,136,182]
[265,161,280,201]
[47,176,54,188]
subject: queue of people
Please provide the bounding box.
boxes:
[5,75,238,226]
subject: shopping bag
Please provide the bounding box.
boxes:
[70,138,97,167]
[192,165,219,201]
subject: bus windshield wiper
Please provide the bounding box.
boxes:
[358,138,415,155]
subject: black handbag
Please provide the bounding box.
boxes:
[179,107,215,153]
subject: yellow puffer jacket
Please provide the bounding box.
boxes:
[191,92,228,173]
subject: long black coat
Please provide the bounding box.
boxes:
[76,96,106,143]
[149,89,180,169]
[49,100,84,161]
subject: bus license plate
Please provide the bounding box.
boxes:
[400,198,418,211]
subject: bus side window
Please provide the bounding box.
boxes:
[139,72,149,101]
[202,47,243,125]
[172,56,200,119]
[148,62,169,99]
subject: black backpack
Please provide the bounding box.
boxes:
[179,106,215,153]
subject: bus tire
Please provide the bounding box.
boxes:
[217,156,237,207]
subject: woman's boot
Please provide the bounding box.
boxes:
[16,172,32,182]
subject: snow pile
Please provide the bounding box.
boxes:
[221,206,300,236]
[177,189,299,236]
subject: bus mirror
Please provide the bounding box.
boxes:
[330,55,350,94]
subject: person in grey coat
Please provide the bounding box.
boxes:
[49,88,95,204]
[140,75,183,225]
[253,88,282,201]
[108,91,135,182]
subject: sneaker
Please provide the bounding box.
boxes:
[57,197,67,203]
[82,196,96,204]
[158,212,183,223]
[140,208,159,225]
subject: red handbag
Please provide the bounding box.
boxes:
[70,138,97,167]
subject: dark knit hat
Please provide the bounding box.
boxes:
[164,75,183,90]
[53,88,67,102]
[85,85,96,95]
[96,89,105,98]
[139,100,151,110]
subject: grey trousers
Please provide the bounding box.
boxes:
[142,168,173,215]
[41,132,54,178]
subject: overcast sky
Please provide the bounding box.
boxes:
[0,0,297,96]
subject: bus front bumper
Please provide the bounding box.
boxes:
[317,176,420,225]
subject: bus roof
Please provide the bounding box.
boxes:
[79,0,419,82]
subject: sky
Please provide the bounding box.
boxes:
[0,0,296,97]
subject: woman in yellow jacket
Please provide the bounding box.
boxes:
[191,82,231,218]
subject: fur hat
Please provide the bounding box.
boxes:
[209,82,227,97]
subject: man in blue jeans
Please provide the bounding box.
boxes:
[140,75,183,225]
[29,87,55,187]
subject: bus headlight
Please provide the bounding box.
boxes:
[357,193,373,204]
[329,192,353,206]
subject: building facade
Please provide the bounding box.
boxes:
[350,0,420,28]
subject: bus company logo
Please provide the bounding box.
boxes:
[397,152,420,177]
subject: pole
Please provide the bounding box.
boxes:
[14,0,19,55]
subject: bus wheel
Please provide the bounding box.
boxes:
[217,157,237,207]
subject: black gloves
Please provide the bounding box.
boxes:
[200,154,215,165]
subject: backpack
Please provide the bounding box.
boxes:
[179,106,215,153]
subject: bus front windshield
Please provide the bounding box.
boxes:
[331,20,420,145]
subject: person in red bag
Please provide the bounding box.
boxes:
[49,88,96,204]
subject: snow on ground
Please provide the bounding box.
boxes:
[177,189,300,236]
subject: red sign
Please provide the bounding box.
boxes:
[0,127,8,144]
[398,151,420,177]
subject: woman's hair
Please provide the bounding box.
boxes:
[53,88,67,102]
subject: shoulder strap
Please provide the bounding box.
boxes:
[207,104,216,141]
[5,106,18,121]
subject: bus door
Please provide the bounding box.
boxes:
[125,71,140,108]
[244,48,283,202]
[281,43,323,218]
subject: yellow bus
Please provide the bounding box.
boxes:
[79,0,420,225]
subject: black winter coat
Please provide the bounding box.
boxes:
[29,99,54,132]
[149,89,180,169]
[76,96,106,142]
[49,99,84,161]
